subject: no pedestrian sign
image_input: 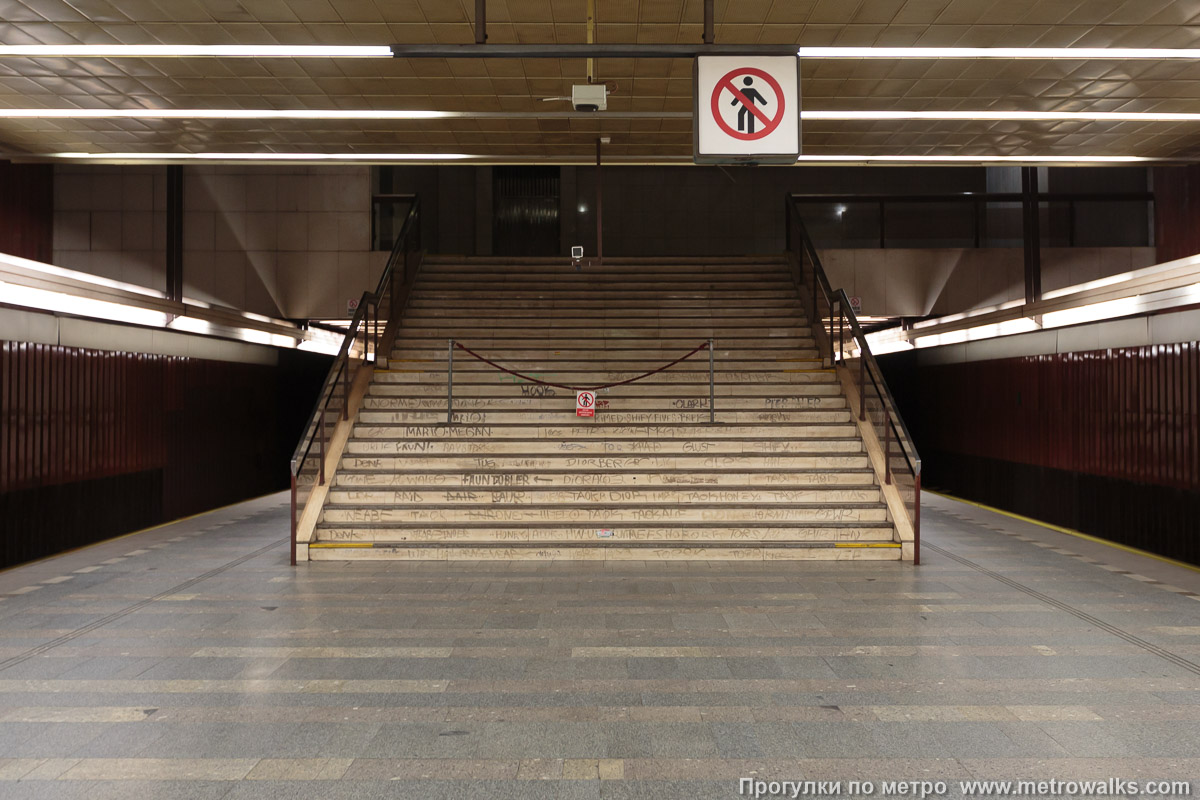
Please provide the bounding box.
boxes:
[576,390,596,418]
[694,56,801,164]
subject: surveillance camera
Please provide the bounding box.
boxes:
[571,85,608,112]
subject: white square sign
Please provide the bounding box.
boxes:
[694,56,801,164]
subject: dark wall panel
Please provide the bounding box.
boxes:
[882,343,1200,563]
[1154,165,1200,263]
[0,161,53,262]
[0,340,330,568]
[917,345,1199,492]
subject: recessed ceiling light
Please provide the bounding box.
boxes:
[798,46,1200,59]
[0,45,393,58]
[4,109,452,120]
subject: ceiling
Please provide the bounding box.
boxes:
[3,0,1200,162]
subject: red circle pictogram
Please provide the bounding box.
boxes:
[710,67,785,141]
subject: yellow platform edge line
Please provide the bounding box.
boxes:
[928,489,1200,574]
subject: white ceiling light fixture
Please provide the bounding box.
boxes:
[798,46,1200,59]
[0,45,392,58]
[49,151,477,162]
[2,109,453,120]
[794,154,1157,164]
[804,110,1200,122]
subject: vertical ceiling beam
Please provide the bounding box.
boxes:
[704,0,715,45]
[1021,166,1042,305]
[166,165,183,304]
[475,0,486,44]
[586,0,596,82]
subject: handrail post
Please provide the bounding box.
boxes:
[838,302,844,364]
[342,354,350,421]
[858,356,866,421]
[883,407,892,485]
[708,338,715,424]
[914,473,921,566]
[290,474,297,566]
[447,339,455,425]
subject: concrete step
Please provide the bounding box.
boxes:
[398,316,809,328]
[396,326,813,339]
[326,485,882,505]
[417,280,799,292]
[360,410,852,425]
[320,503,890,524]
[406,299,803,311]
[306,542,902,561]
[368,381,843,397]
[409,290,800,301]
[333,468,875,488]
[338,454,873,471]
[390,348,820,362]
[363,396,848,410]
[314,522,893,543]
[351,423,860,440]
[344,439,864,456]
[371,370,836,385]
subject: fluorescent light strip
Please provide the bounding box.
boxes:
[798,47,1200,59]
[51,152,475,161]
[5,109,451,120]
[0,45,392,58]
[40,151,1155,165]
[7,108,1200,123]
[794,155,1155,163]
[805,110,1200,122]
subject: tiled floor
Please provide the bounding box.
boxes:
[0,491,1197,798]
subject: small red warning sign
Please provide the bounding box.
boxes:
[576,390,596,418]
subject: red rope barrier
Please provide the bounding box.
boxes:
[453,341,711,392]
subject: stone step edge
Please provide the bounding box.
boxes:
[333,468,876,475]
[316,520,894,530]
[327,483,881,492]
[309,540,900,550]
[322,502,888,510]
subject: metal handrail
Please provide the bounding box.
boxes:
[786,198,921,475]
[289,197,422,565]
[786,195,922,562]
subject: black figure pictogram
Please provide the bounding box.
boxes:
[731,76,768,133]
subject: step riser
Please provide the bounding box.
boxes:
[321,507,890,523]
[396,327,812,337]
[369,382,842,397]
[405,304,804,315]
[308,548,900,561]
[316,528,892,543]
[338,455,872,470]
[392,350,819,361]
[364,397,848,410]
[351,424,861,440]
[360,411,851,425]
[327,487,881,504]
[373,372,836,385]
[334,471,872,487]
[384,361,822,373]
[344,440,863,455]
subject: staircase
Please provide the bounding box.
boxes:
[307,256,904,561]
